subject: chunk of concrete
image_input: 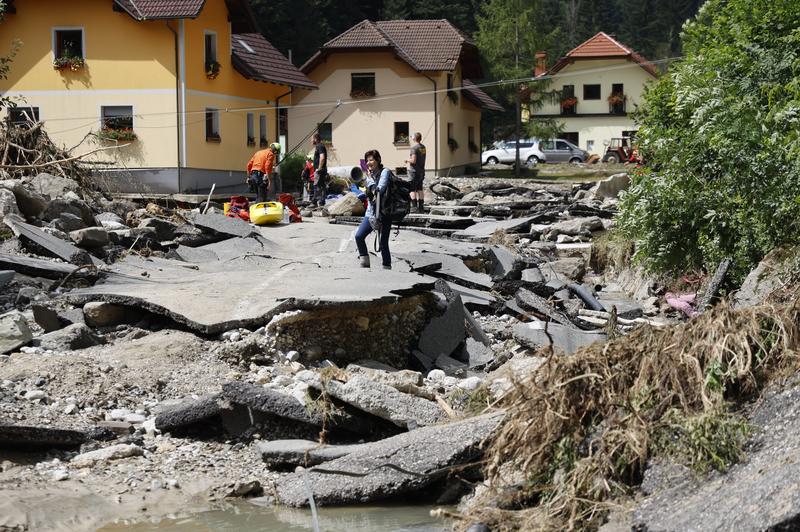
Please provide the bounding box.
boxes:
[0,423,86,449]
[521,267,544,283]
[42,198,95,227]
[542,257,586,282]
[515,288,574,328]
[69,227,109,248]
[138,218,178,242]
[32,304,63,333]
[545,217,603,240]
[452,216,537,241]
[71,443,143,468]
[465,338,494,368]
[257,439,367,469]
[0,187,21,223]
[50,212,86,233]
[488,246,520,281]
[154,395,225,434]
[4,216,98,266]
[513,320,606,355]
[37,323,104,351]
[273,412,504,506]
[27,172,81,199]
[734,248,794,309]
[418,295,466,362]
[0,310,33,354]
[300,374,444,429]
[187,212,258,239]
[0,180,47,218]
[324,192,365,217]
[83,302,131,327]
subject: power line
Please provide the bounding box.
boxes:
[7,55,682,126]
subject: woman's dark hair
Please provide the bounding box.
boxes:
[364,149,383,167]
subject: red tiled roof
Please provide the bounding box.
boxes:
[302,19,482,79]
[113,0,206,19]
[545,32,659,78]
[232,33,316,90]
[462,79,503,112]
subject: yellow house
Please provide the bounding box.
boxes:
[288,19,502,177]
[526,32,659,155]
[0,0,315,194]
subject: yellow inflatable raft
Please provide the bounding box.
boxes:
[249,201,284,225]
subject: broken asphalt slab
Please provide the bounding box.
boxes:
[4,216,103,266]
[0,253,81,279]
[417,294,467,366]
[0,423,87,450]
[257,439,368,469]
[513,320,607,355]
[185,212,259,239]
[273,412,504,507]
[450,216,538,241]
[65,255,435,335]
[299,373,445,429]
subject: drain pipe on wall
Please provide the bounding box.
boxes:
[424,75,439,175]
[274,88,292,194]
[167,21,182,191]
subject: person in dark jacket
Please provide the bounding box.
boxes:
[354,149,392,269]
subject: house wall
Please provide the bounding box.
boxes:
[435,66,482,174]
[0,0,288,194]
[530,58,656,152]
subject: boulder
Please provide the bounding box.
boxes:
[0,180,47,218]
[273,412,504,506]
[82,301,130,327]
[50,212,86,233]
[69,227,109,248]
[0,310,33,354]
[299,373,445,429]
[324,192,365,217]
[37,323,104,351]
[27,172,81,199]
[42,197,95,227]
[592,172,630,199]
[734,247,794,309]
[0,187,21,224]
[31,304,63,333]
[71,443,143,468]
[138,218,178,241]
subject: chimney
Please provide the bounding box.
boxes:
[534,51,547,77]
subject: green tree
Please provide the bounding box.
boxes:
[476,0,560,147]
[618,0,800,278]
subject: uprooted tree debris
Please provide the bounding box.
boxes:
[2,161,800,530]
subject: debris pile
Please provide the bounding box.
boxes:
[3,168,792,530]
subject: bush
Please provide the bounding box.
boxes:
[278,153,306,192]
[618,0,800,280]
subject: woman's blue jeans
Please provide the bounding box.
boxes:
[355,214,391,266]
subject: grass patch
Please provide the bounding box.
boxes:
[461,298,800,530]
[589,230,635,274]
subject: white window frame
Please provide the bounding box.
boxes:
[52,27,86,60]
[204,30,218,65]
[205,107,220,141]
[99,104,135,131]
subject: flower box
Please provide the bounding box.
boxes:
[447,137,459,151]
[97,127,137,142]
[560,96,578,109]
[607,93,627,105]
[394,134,409,145]
[349,89,375,99]
[447,90,459,104]
[468,141,479,153]
[205,61,221,80]
[53,56,84,72]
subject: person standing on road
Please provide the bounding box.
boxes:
[312,132,328,206]
[405,132,426,213]
[246,144,276,203]
[355,149,392,270]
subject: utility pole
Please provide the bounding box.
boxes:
[514,3,521,178]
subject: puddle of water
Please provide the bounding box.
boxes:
[102,500,448,532]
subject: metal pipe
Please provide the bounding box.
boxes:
[166,21,182,188]
[424,75,438,176]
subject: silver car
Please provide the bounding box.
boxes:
[481,139,547,167]
[537,139,589,164]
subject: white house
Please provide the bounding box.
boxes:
[526,32,659,155]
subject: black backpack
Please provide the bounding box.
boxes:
[379,170,412,224]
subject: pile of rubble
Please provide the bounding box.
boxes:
[3,168,773,529]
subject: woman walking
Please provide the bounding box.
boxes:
[355,149,392,269]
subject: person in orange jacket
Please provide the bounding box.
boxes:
[246,144,277,202]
